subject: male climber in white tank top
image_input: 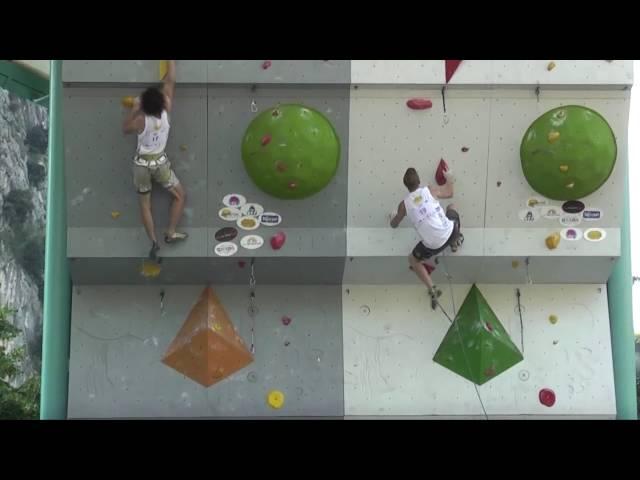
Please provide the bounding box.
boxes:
[122,60,187,261]
[390,167,463,310]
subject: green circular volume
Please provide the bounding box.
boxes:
[242,104,340,199]
[520,105,616,200]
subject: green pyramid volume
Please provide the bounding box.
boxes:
[433,285,523,385]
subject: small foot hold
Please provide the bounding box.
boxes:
[165,231,188,244]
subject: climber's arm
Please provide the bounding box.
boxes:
[390,201,406,228]
[162,60,176,112]
[122,98,144,135]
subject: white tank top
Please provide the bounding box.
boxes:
[404,186,454,249]
[137,111,170,155]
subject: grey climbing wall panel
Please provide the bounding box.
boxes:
[207,60,351,84]
[208,85,349,228]
[68,285,344,418]
[63,60,207,84]
[64,86,208,229]
[207,85,349,265]
[70,257,346,285]
[62,60,350,85]
[64,86,208,260]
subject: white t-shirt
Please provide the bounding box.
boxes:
[404,186,454,249]
[137,110,170,155]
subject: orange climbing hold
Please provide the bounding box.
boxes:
[121,96,135,108]
[545,233,561,250]
[159,60,168,80]
[162,286,253,387]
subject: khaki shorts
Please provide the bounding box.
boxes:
[133,158,180,194]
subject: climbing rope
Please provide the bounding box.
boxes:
[437,254,489,420]
[516,288,524,354]
[248,258,257,354]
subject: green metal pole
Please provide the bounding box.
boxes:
[607,144,638,419]
[40,60,71,419]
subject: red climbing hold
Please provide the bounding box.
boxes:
[435,159,449,186]
[261,134,272,146]
[484,366,496,377]
[238,261,246,268]
[262,60,272,70]
[484,322,494,332]
[539,388,556,407]
[445,60,463,83]
[281,315,292,326]
[271,232,286,250]
[406,98,433,110]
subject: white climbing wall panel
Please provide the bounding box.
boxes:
[449,60,633,86]
[351,61,444,84]
[342,284,616,418]
[485,88,628,228]
[347,87,489,229]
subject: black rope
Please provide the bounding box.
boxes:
[516,288,524,354]
[441,86,447,114]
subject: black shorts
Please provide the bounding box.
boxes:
[412,208,461,261]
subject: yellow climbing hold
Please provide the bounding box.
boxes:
[159,60,168,80]
[121,96,135,108]
[549,315,558,325]
[512,260,520,269]
[548,131,560,143]
[180,144,188,152]
[545,232,561,250]
[267,390,285,409]
[559,165,569,173]
[140,260,161,278]
[111,211,121,219]
[212,323,223,332]
[547,61,556,71]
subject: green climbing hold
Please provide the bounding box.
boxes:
[433,285,523,385]
[241,104,340,199]
[520,105,616,201]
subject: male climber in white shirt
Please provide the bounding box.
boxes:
[122,60,187,261]
[390,167,462,310]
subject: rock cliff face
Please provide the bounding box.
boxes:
[0,87,48,385]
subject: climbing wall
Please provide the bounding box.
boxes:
[63,60,629,418]
[343,283,615,418]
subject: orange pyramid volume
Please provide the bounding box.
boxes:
[162,286,254,387]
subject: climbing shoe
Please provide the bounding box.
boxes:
[164,231,188,244]
[149,241,160,261]
[429,286,442,310]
